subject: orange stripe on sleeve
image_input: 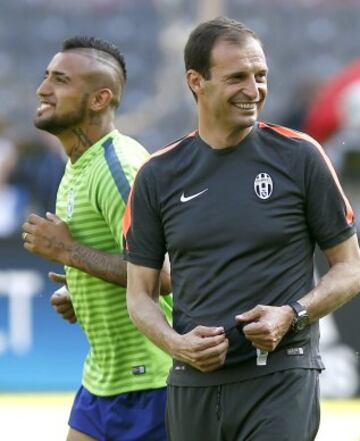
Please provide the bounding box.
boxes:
[123,185,134,249]
[122,131,198,249]
[150,130,197,158]
[260,123,354,225]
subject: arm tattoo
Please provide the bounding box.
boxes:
[70,243,127,287]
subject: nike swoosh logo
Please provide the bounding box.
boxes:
[180,189,208,203]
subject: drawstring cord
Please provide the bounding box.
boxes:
[216,385,222,420]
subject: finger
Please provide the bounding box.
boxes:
[242,322,269,336]
[193,340,229,371]
[54,308,77,324]
[246,332,275,343]
[243,331,267,342]
[24,242,35,252]
[196,338,229,360]
[22,224,37,243]
[46,212,61,223]
[61,309,76,320]
[49,272,67,285]
[50,286,69,303]
[236,306,262,322]
[243,325,278,342]
[197,359,225,373]
[67,316,77,324]
[51,295,71,308]
[194,325,224,337]
[50,295,69,306]
[191,333,227,352]
[53,303,73,313]
[251,341,270,351]
[22,222,36,235]
[251,340,278,351]
[27,213,45,225]
[245,332,277,345]
[186,338,229,366]
[234,318,250,330]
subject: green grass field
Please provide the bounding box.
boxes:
[0,394,359,440]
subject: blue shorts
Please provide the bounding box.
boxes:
[68,385,168,441]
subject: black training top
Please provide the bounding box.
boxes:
[123,122,356,386]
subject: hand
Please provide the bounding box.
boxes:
[22,213,74,264]
[49,272,77,324]
[172,326,229,373]
[236,305,294,351]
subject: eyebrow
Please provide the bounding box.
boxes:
[224,68,268,80]
[224,71,246,80]
[45,70,71,82]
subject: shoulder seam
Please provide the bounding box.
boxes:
[123,131,196,242]
[150,130,197,159]
[259,122,314,143]
[259,122,354,225]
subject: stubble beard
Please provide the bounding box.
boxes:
[33,95,89,135]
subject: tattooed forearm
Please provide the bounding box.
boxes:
[69,243,127,287]
[57,240,170,294]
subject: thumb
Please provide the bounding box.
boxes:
[236,306,261,322]
[46,212,61,223]
[49,272,67,286]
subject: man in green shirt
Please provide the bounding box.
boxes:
[22,36,171,441]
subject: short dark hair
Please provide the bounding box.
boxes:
[184,16,261,80]
[62,36,127,82]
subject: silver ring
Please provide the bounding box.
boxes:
[23,232,28,241]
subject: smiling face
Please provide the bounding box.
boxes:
[191,36,268,134]
[33,51,92,135]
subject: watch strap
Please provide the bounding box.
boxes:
[289,301,306,317]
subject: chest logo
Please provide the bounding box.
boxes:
[67,188,75,218]
[254,173,273,200]
[180,188,208,203]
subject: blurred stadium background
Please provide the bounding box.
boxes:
[1,0,360,439]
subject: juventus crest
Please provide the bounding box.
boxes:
[254,173,273,200]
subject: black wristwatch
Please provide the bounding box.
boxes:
[288,301,309,333]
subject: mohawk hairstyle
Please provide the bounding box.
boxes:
[62,36,127,82]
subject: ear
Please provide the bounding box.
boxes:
[90,88,113,112]
[186,70,206,98]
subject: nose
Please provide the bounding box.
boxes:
[36,78,51,98]
[243,76,259,100]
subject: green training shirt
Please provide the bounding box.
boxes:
[56,130,172,396]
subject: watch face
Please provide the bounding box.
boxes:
[290,302,309,333]
[295,316,308,331]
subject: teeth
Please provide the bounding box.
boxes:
[233,103,256,110]
[37,103,53,114]
[40,103,52,111]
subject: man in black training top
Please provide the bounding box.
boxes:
[123,16,360,441]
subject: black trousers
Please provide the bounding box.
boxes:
[166,369,320,441]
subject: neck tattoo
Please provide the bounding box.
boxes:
[70,128,93,162]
